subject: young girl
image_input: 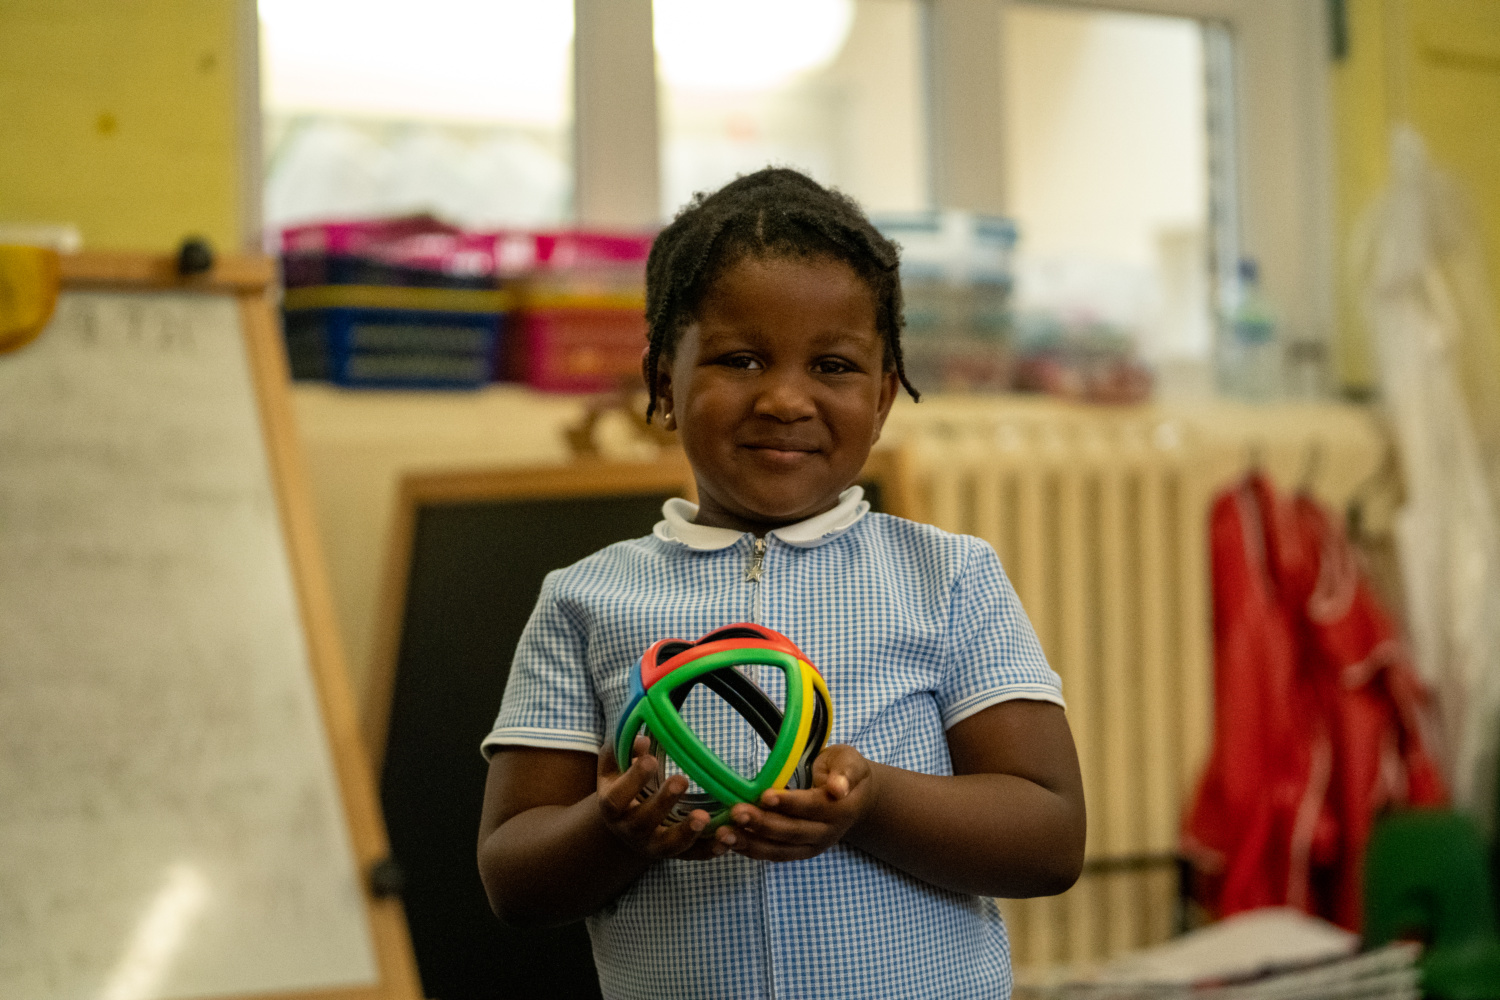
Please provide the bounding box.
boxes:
[477,168,1085,1000]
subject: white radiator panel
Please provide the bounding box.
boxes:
[888,401,1387,971]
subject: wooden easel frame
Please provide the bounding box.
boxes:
[58,251,422,1000]
[362,446,914,767]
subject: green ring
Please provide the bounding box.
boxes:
[644,648,806,805]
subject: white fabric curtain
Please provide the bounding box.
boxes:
[1359,124,1500,828]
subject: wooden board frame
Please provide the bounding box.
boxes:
[363,446,914,766]
[56,251,422,1000]
[59,250,275,293]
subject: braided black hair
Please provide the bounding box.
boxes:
[642,167,920,421]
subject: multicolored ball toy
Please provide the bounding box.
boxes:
[614,623,833,830]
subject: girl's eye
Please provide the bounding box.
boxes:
[814,357,857,375]
[723,354,762,370]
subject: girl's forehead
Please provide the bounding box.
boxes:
[711,248,863,282]
[699,254,875,311]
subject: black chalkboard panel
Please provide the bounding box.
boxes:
[371,453,908,1000]
[376,462,695,1000]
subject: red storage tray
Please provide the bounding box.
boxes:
[512,299,647,393]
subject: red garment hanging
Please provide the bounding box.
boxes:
[1183,474,1446,930]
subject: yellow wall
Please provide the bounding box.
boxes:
[0,0,243,252]
[1332,0,1500,390]
[1330,0,1389,390]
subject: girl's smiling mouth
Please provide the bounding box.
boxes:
[742,441,822,463]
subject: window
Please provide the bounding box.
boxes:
[1003,3,1220,389]
[259,0,574,233]
[653,0,929,220]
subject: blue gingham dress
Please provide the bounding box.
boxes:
[484,489,1064,1000]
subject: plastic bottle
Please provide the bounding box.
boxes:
[1217,258,1281,401]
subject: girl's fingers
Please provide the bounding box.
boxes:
[623,771,690,834]
[722,829,819,863]
[598,753,658,820]
[727,804,828,846]
[754,786,840,821]
[678,836,731,861]
[599,736,654,780]
[669,806,714,847]
[650,808,700,854]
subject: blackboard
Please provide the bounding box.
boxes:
[367,452,912,1000]
[369,461,697,1000]
[0,251,419,1000]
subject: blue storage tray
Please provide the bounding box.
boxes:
[283,306,502,389]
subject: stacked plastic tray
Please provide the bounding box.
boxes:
[872,210,1017,395]
[281,284,509,389]
[280,218,517,389]
[278,218,658,392]
[506,231,652,393]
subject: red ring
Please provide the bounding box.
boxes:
[639,623,815,690]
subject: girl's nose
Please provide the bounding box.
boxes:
[751,370,817,422]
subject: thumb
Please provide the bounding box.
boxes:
[813,746,853,800]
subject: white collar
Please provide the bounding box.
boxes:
[653,486,870,551]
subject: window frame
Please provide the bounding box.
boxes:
[1012,0,1335,371]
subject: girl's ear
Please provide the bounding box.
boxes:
[641,345,678,430]
[655,353,678,431]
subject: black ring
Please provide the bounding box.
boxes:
[638,663,824,824]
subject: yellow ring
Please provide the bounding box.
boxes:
[768,660,822,790]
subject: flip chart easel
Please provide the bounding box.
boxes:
[0,250,421,1000]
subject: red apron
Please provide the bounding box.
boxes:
[1184,474,1446,929]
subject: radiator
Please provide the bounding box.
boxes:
[885,400,1388,974]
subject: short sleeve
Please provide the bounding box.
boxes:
[480,571,604,759]
[934,536,1065,729]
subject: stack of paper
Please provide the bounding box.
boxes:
[1018,908,1421,1000]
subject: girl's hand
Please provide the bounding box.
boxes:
[715,744,875,861]
[596,738,728,860]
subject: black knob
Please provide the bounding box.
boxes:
[369,856,406,899]
[176,237,215,277]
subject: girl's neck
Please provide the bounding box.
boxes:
[690,493,843,536]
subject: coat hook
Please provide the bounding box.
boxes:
[1297,439,1324,494]
[1247,441,1265,475]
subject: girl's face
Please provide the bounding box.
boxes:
[657,254,899,533]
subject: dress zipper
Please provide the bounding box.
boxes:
[746,534,776,997]
[746,537,767,622]
[746,537,767,582]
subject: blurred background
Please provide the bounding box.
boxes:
[5,1,1500,998]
